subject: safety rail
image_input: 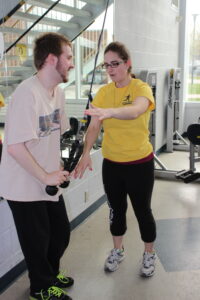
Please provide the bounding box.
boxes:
[0,0,113,105]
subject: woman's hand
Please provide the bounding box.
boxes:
[84,104,114,121]
[73,153,93,179]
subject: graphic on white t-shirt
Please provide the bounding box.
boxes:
[39,109,61,137]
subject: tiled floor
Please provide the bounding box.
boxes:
[1,150,200,300]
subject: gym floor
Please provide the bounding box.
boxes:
[1,150,200,300]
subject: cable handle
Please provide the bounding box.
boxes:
[45,141,83,196]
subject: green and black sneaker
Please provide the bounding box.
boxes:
[55,272,74,289]
[29,286,72,300]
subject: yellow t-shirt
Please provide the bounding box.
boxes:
[0,92,5,107]
[92,78,155,162]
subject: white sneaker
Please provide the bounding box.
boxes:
[104,248,125,272]
[140,251,156,277]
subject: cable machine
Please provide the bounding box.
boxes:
[140,69,200,183]
[139,70,185,180]
[166,68,189,152]
[139,70,174,176]
[139,70,157,149]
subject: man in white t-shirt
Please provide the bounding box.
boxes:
[0,33,75,300]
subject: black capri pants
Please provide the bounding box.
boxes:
[102,158,156,243]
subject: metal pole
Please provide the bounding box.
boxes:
[191,14,198,85]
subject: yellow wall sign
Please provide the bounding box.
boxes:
[0,93,5,108]
[16,43,27,62]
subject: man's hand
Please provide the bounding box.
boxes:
[44,170,69,186]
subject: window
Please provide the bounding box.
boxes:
[186,0,200,102]
[171,0,179,10]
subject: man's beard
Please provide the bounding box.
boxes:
[61,75,68,83]
[56,61,68,83]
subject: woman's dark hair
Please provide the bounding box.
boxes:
[34,32,71,70]
[104,41,132,74]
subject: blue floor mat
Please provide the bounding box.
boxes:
[155,217,200,272]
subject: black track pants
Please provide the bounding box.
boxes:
[7,195,70,294]
[102,158,156,243]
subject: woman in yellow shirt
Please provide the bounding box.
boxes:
[74,41,156,277]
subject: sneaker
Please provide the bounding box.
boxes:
[140,251,156,277]
[29,286,72,300]
[104,248,125,272]
[55,272,74,288]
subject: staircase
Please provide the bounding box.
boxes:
[0,0,113,116]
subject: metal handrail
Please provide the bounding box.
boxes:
[4,0,61,54]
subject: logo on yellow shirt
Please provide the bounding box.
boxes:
[122,95,132,105]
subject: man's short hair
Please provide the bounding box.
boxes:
[34,32,71,70]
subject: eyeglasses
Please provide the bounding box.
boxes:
[101,61,124,69]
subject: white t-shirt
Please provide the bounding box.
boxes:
[0,76,69,201]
